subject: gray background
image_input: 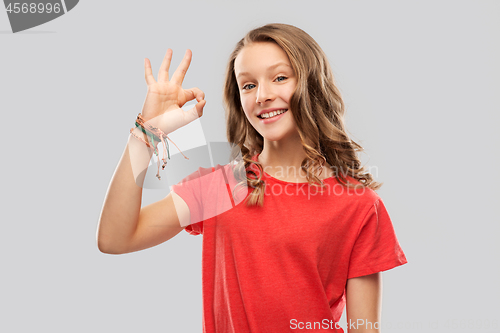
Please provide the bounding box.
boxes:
[1,0,499,332]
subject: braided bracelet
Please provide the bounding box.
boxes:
[129,113,189,180]
[130,127,153,148]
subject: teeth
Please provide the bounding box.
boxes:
[259,109,287,119]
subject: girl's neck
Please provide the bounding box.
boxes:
[258,134,333,182]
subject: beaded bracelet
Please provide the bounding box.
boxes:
[130,127,153,148]
[129,113,189,180]
[135,120,161,143]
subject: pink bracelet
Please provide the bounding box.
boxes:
[130,113,189,180]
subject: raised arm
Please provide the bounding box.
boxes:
[96,49,206,254]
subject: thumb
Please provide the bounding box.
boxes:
[184,99,206,123]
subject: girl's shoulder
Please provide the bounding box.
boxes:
[330,173,382,206]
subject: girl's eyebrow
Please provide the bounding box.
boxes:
[236,62,291,79]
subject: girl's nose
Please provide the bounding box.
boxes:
[256,83,274,104]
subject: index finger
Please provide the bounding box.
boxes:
[170,49,192,86]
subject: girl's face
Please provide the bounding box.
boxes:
[234,42,298,142]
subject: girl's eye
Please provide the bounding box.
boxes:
[242,84,256,91]
[241,76,287,91]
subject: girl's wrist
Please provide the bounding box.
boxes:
[130,126,158,149]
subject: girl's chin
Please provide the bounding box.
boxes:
[261,131,296,143]
[255,122,299,142]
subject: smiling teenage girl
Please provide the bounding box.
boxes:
[97,23,407,333]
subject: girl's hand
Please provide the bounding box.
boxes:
[141,49,206,134]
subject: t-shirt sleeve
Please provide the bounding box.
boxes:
[170,164,242,236]
[185,221,203,236]
[347,198,408,279]
[170,167,213,236]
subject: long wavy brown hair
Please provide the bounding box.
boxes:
[223,23,382,207]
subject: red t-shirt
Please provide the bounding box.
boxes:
[171,155,407,332]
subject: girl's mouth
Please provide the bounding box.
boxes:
[257,109,288,124]
[257,109,288,119]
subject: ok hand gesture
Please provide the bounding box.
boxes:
[141,49,206,134]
